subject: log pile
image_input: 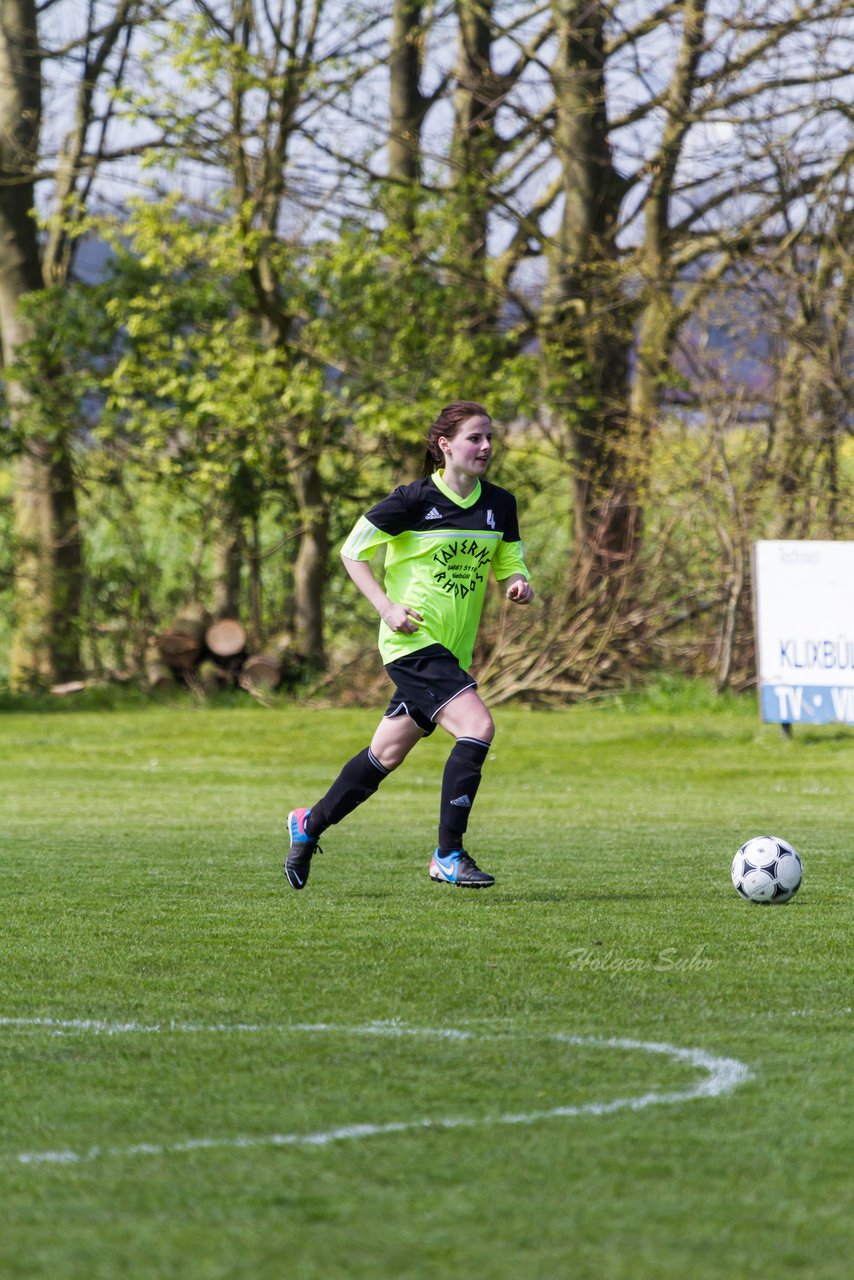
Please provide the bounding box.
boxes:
[149,607,300,694]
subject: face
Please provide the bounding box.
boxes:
[439,415,493,476]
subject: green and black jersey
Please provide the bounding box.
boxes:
[340,470,530,670]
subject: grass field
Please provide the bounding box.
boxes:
[1,688,853,1279]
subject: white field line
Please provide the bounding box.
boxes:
[0,1016,474,1039]
[773,1008,852,1019]
[2,1019,753,1167]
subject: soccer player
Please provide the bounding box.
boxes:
[285,401,533,890]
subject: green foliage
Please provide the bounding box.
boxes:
[1,280,115,455]
[0,183,555,682]
[93,201,291,515]
[90,192,540,496]
[293,214,537,456]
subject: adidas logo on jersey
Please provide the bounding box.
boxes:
[450,794,472,807]
[425,507,442,520]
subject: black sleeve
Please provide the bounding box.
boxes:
[364,485,415,537]
[502,493,521,542]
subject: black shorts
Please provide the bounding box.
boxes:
[383,644,477,736]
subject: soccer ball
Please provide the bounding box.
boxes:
[731,836,803,905]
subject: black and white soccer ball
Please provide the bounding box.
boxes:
[731,836,803,905]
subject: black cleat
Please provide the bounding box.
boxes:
[429,849,495,888]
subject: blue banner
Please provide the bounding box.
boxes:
[760,684,854,724]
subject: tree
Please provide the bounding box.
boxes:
[449,2,555,340]
[403,2,854,603]
[0,0,65,685]
[537,0,631,595]
[389,0,429,201]
[1,0,163,687]
[767,202,854,538]
[123,0,392,664]
[95,205,294,638]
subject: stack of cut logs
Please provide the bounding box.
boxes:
[146,604,297,694]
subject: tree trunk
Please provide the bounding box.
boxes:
[450,0,503,338]
[288,448,330,667]
[145,642,174,690]
[0,0,83,687]
[629,0,707,487]
[541,0,632,595]
[157,603,211,671]
[775,218,854,537]
[9,444,57,686]
[206,618,247,659]
[240,653,281,691]
[388,0,426,230]
[212,526,243,620]
[248,511,263,647]
[451,0,494,261]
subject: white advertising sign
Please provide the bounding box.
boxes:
[754,540,854,724]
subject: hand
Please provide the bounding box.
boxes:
[381,602,423,634]
[505,578,534,605]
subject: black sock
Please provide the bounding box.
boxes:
[437,736,491,853]
[306,747,389,837]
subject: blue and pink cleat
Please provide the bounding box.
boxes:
[285,808,320,890]
[429,849,494,888]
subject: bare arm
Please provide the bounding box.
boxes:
[341,555,424,634]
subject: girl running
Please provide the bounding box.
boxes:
[285,401,533,889]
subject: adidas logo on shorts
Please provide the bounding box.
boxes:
[425,507,442,520]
